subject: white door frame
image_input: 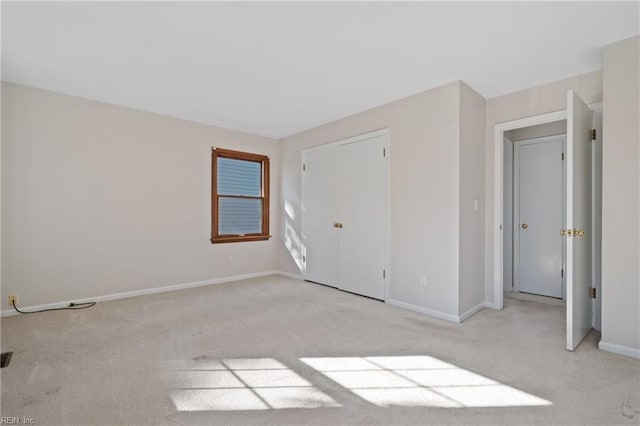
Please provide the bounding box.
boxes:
[493,105,602,326]
[301,128,391,301]
[492,110,567,310]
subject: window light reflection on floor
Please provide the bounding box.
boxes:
[299,356,552,408]
[166,357,340,411]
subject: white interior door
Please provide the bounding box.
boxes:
[515,136,564,298]
[566,90,593,351]
[302,147,339,287]
[337,135,387,300]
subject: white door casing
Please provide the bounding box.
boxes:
[591,105,603,331]
[566,90,593,351]
[493,110,569,311]
[503,137,514,292]
[514,136,565,299]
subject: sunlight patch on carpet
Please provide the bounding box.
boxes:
[165,357,340,411]
[300,355,551,408]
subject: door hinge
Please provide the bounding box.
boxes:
[591,288,596,299]
[383,148,386,157]
[561,268,564,278]
[591,129,596,140]
[302,255,306,263]
[561,152,565,161]
[383,269,386,279]
[302,164,306,171]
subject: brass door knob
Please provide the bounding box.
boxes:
[575,229,585,237]
[560,228,574,236]
[521,223,528,229]
[333,222,343,229]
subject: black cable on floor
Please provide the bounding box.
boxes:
[12,300,96,314]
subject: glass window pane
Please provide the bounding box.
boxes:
[218,198,262,235]
[218,158,261,196]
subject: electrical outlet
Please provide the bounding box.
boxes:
[227,255,234,264]
[419,276,427,287]
[8,295,16,306]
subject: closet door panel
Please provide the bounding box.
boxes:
[301,147,339,286]
[337,135,387,300]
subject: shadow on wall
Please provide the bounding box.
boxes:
[162,355,552,411]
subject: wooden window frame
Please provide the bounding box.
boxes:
[211,148,270,244]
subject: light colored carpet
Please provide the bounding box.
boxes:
[1,275,639,425]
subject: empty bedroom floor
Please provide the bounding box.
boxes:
[1,275,639,425]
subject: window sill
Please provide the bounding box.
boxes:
[210,235,271,244]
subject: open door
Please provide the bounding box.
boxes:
[565,90,593,350]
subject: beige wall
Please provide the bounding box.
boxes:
[484,70,603,305]
[279,81,465,319]
[458,82,487,315]
[601,36,640,354]
[1,82,281,310]
[505,120,567,141]
[4,45,636,352]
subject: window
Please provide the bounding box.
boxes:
[211,148,270,244]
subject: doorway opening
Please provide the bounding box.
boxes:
[492,93,602,351]
[504,123,567,301]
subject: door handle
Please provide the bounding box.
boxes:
[560,228,584,237]
[521,223,528,229]
[333,222,343,229]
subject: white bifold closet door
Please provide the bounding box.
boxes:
[302,131,388,300]
[302,146,340,287]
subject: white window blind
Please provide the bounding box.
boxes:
[217,157,262,235]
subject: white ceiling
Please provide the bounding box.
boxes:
[2,2,638,139]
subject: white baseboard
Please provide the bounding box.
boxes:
[386,298,460,323]
[459,302,486,322]
[599,341,640,359]
[1,270,280,317]
[484,301,501,310]
[276,270,304,281]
